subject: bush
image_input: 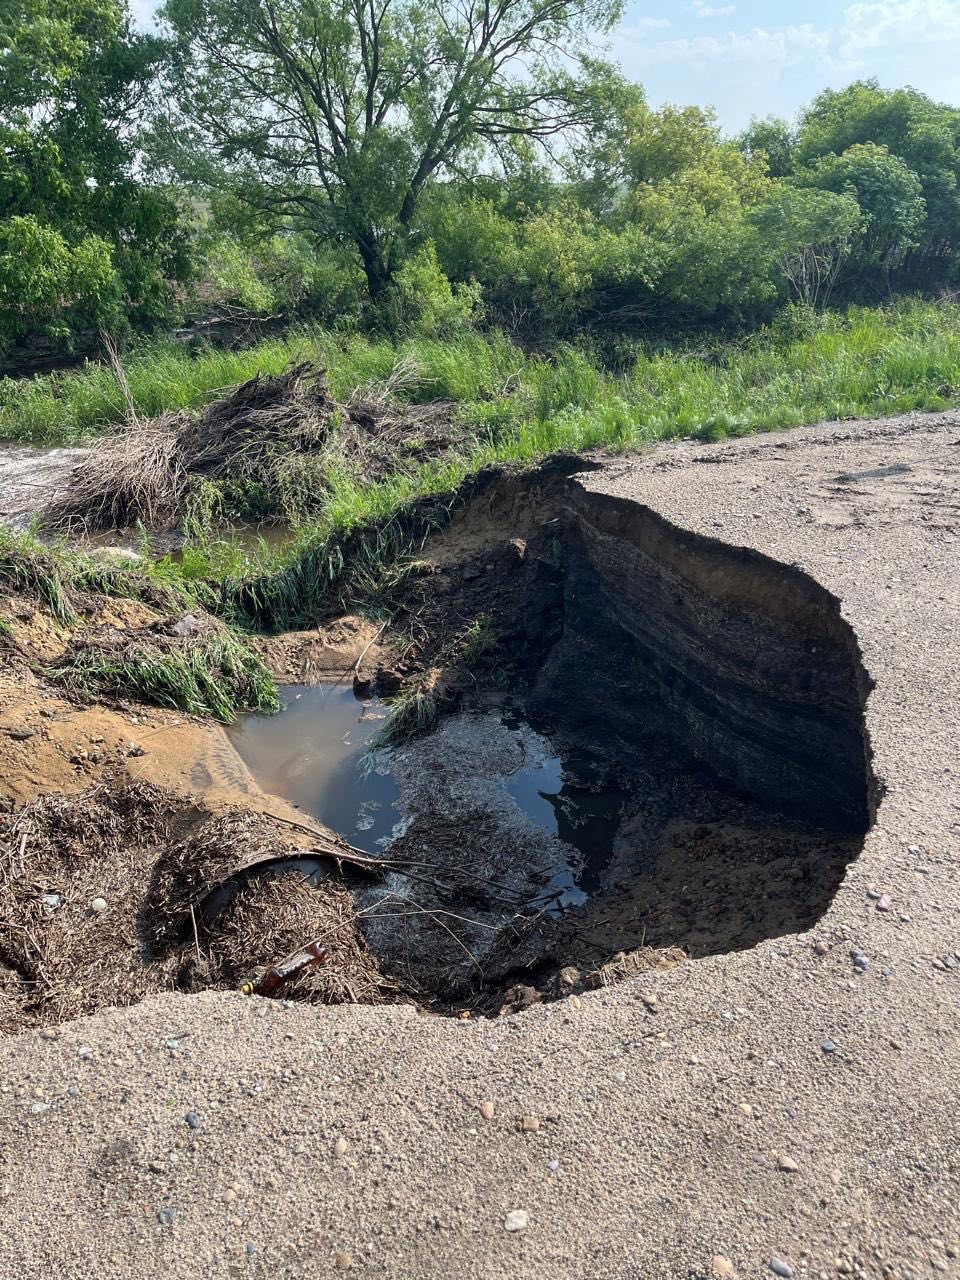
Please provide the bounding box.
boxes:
[0,216,125,347]
[380,242,481,338]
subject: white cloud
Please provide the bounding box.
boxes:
[841,0,960,54]
[692,2,737,17]
[623,16,672,35]
[632,24,831,70]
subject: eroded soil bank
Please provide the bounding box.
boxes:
[0,453,877,1026]
[2,411,959,1280]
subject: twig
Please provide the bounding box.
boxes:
[189,903,202,965]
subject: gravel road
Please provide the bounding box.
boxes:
[1,410,958,1280]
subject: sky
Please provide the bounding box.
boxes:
[131,0,960,133]
[613,0,960,130]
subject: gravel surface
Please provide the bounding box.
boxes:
[2,410,959,1280]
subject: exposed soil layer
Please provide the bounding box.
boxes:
[0,444,879,1025]
[2,411,959,1280]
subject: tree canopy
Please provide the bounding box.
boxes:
[0,0,192,347]
[157,0,626,295]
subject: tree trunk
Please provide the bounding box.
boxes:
[356,231,391,300]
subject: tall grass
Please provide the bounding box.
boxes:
[5,300,958,448]
[4,298,960,626]
[0,328,526,443]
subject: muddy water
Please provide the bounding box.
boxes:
[226,683,401,851]
[228,683,624,903]
[0,442,90,529]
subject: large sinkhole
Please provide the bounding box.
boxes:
[225,475,878,1012]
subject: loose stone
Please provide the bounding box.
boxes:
[157,1208,175,1226]
[334,1137,348,1156]
[517,1114,540,1133]
[769,1259,794,1278]
[184,1111,201,1129]
[737,1103,754,1118]
[777,1155,800,1173]
[223,1188,237,1204]
[90,897,108,914]
[478,1101,495,1121]
[821,1039,838,1054]
[711,1256,737,1278]
[335,1252,353,1269]
[813,940,830,956]
[504,1209,529,1232]
[876,894,893,912]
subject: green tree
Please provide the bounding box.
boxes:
[796,81,960,246]
[750,187,862,308]
[0,0,192,347]
[737,116,796,178]
[801,142,926,272]
[157,0,625,300]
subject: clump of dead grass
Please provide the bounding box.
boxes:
[47,360,462,533]
[147,808,391,1004]
[585,946,687,988]
[0,783,182,1027]
[0,785,393,1030]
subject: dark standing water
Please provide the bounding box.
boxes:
[503,733,624,909]
[228,685,625,901]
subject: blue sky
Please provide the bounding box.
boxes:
[614,0,960,129]
[131,0,960,132]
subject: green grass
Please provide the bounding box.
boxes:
[0,328,525,444]
[0,525,221,624]
[4,299,957,450]
[48,630,280,722]
[4,297,960,630]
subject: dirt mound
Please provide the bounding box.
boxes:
[0,783,390,1031]
[47,362,459,531]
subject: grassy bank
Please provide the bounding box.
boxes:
[2,300,959,449]
[3,298,960,628]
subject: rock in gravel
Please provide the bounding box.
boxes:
[157,1208,175,1226]
[90,897,108,914]
[517,1114,540,1133]
[777,1155,799,1173]
[184,1112,201,1129]
[334,1137,348,1156]
[813,940,830,955]
[876,894,893,912]
[711,1254,737,1277]
[821,1039,838,1055]
[478,1101,495,1121]
[769,1259,794,1278]
[504,1209,529,1232]
[334,1251,353,1269]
